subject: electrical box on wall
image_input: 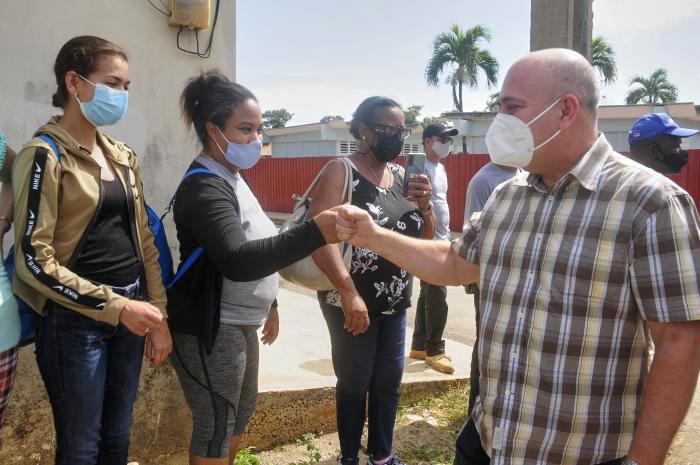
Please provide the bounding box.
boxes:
[168,0,211,29]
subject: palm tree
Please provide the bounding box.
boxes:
[591,36,617,85]
[485,92,500,112]
[426,24,499,112]
[625,68,679,105]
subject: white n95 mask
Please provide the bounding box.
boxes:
[485,98,562,168]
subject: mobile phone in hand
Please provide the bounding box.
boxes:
[403,153,426,197]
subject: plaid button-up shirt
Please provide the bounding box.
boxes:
[454,135,700,465]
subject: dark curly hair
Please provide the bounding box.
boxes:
[180,69,257,147]
[52,36,128,108]
[350,96,402,140]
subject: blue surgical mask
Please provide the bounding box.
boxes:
[75,75,128,127]
[214,127,262,169]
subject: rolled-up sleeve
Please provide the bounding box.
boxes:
[630,193,700,322]
[452,211,481,266]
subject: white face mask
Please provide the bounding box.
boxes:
[485,98,562,168]
[432,140,451,158]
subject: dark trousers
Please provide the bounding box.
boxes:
[321,302,406,460]
[454,418,623,465]
[36,304,145,465]
[411,280,448,356]
[467,290,481,415]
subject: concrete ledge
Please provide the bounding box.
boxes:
[0,288,472,464]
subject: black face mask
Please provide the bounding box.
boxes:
[371,133,404,162]
[651,143,689,174]
[661,149,689,173]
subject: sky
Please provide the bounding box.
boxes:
[236,0,700,126]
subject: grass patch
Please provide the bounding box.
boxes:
[396,444,453,465]
[235,446,261,465]
[399,383,470,431]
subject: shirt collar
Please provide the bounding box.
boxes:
[516,134,612,192]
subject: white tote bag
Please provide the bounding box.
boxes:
[279,157,355,290]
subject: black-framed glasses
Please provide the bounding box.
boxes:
[368,123,412,141]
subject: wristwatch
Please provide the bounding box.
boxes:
[621,456,639,465]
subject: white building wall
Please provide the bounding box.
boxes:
[0,0,236,212]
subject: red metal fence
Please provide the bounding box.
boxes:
[246,150,700,232]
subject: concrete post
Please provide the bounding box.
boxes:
[530,0,593,60]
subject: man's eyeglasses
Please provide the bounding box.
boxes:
[368,123,412,141]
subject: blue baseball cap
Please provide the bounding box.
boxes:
[629,113,698,143]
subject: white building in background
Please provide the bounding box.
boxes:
[447,102,700,153]
[0,0,236,212]
[264,119,424,158]
[264,103,700,157]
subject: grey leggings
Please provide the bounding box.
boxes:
[171,324,260,458]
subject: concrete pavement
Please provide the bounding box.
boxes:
[259,284,473,392]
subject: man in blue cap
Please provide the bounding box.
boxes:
[628,113,698,175]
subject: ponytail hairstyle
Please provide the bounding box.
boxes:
[52,36,128,108]
[180,69,257,146]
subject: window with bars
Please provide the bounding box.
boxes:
[403,143,420,154]
[339,140,358,155]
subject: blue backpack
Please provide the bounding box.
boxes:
[6,133,208,346]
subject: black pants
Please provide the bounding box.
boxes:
[454,418,623,465]
[411,280,449,356]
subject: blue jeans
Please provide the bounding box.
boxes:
[321,302,406,460]
[36,303,145,465]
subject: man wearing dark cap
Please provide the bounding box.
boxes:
[628,112,698,175]
[409,122,458,374]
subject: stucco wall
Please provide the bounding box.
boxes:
[0,0,236,212]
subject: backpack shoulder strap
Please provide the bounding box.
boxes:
[160,167,214,220]
[164,167,217,289]
[167,245,203,290]
[37,134,61,162]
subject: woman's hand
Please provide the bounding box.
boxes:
[119,300,163,336]
[261,306,279,345]
[406,174,432,212]
[145,318,172,368]
[313,207,345,244]
[340,289,370,335]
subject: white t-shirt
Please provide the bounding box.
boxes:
[425,159,450,240]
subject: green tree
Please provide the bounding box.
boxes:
[625,68,679,105]
[425,24,499,112]
[591,36,618,85]
[404,105,423,125]
[320,115,344,123]
[262,109,294,130]
[485,92,500,112]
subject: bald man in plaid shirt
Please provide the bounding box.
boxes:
[335,49,700,465]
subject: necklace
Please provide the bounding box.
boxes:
[356,154,389,188]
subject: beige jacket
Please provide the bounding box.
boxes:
[12,118,166,325]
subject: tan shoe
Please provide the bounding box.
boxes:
[425,353,455,374]
[409,349,427,360]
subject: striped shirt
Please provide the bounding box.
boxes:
[453,135,700,465]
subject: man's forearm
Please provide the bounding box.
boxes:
[369,227,478,286]
[627,323,700,465]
